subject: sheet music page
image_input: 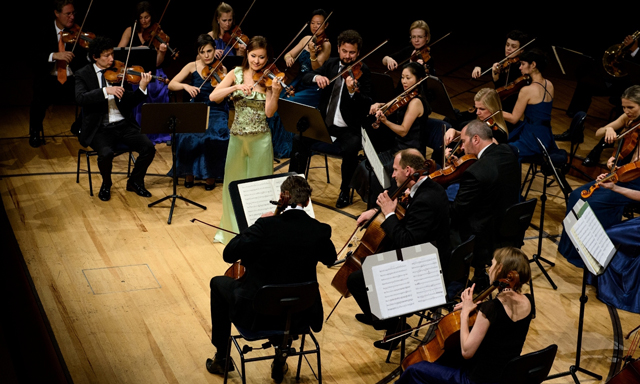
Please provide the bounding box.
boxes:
[371,254,446,319]
[237,175,315,227]
[361,127,390,189]
[571,207,614,267]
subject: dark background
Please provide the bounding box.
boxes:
[6,0,637,106]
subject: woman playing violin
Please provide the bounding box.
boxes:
[502,48,557,159]
[445,88,509,146]
[209,36,281,244]
[558,85,640,268]
[397,247,533,384]
[208,2,246,58]
[268,9,332,158]
[117,1,171,144]
[382,20,433,75]
[168,34,230,190]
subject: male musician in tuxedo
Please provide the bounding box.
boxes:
[206,176,336,383]
[75,36,156,202]
[346,148,452,350]
[450,119,520,288]
[29,0,90,148]
[288,29,372,208]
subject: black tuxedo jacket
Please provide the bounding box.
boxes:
[36,22,90,81]
[75,64,147,147]
[302,57,372,132]
[381,177,452,277]
[223,209,337,332]
[450,143,521,261]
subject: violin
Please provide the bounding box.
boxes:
[104,60,170,85]
[428,153,478,188]
[410,46,431,66]
[499,56,520,71]
[202,61,225,87]
[496,74,531,100]
[142,23,179,59]
[580,160,640,198]
[223,191,292,280]
[253,63,295,97]
[61,24,95,49]
[222,26,250,49]
[400,271,520,370]
[341,62,364,92]
[312,32,327,52]
[372,90,418,129]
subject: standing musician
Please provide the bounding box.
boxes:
[209,36,282,244]
[351,62,432,204]
[397,247,533,384]
[347,148,451,350]
[471,30,529,115]
[168,34,229,190]
[382,20,434,75]
[449,120,520,289]
[75,36,156,202]
[502,48,558,160]
[288,29,373,209]
[208,2,246,58]
[117,1,171,144]
[29,0,91,148]
[269,8,332,159]
[558,85,640,268]
[206,176,336,382]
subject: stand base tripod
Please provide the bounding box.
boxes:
[148,194,206,224]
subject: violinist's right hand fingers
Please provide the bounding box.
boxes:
[107,87,124,99]
[607,157,616,170]
[387,59,397,71]
[188,87,200,98]
[444,128,457,145]
[316,76,330,89]
[472,67,481,78]
[53,51,75,63]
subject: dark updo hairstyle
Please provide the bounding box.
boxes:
[519,48,547,73]
[401,62,432,117]
[196,33,216,53]
[506,30,528,45]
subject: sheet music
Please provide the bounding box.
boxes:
[371,253,446,319]
[361,127,390,189]
[237,175,314,227]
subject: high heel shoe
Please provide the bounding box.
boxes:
[205,179,215,191]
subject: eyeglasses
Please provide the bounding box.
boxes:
[61,11,76,17]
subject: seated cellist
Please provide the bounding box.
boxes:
[397,247,533,384]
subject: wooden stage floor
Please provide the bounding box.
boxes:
[2,64,639,383]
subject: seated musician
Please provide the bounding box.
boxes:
[397,247,533,384]
[449,120,520,289]
[382,20,434,75]
[348,148,451,350]
[206,176,336,383]
[75,36,156,202]
[558,85,640,268]
[288,29,372,208]
[208,2,246,57]
[444,88,509,146]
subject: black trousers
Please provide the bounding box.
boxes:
[90,120,156,185]
[209,275,241,353]
[289,125,361,192]
[29,75,78,135]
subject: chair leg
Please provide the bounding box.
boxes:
[76,150,83,184]
[296,334,306,380]
[127,152,133,177]
[324,154,330,183]
[86,153,94,196]
[305,154,312,179]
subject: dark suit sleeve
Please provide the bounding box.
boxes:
[222,218,268,264]
[380,196,440,249]
[316,223,337,267]
[75,68,107,106]
[302,58,333,86]
[450,171,482,223]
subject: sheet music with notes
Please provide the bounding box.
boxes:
[363,243,447,320]
[236,174,314,227]
[564,200,616,275]
[361,127,391,189]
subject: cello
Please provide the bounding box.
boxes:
[606,323,640,383]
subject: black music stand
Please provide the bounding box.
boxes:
[278,99,332,144]
[142,103,209,224]
[424,76,457,122]
[370,72,396,103]
[113,46,156,72]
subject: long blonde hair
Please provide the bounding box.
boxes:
[475,88,508,135]
[211,2,234,40]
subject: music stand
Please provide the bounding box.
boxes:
[142,103,209,224]
[113,47,156,72]
[424,76,457,122]
[370,72,396,103]
[278,99,332,143]
[222,55,244,72]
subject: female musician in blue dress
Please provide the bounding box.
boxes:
[167,34,229,190]
[208,2,246,58]
[268,9,331,158]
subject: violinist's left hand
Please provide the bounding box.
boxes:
[607,156,616,170]
[345,76,357,93]
[377,191,397,217]
[158,43,167,53]
[375,110,387,125]
[138,72,152,90]
[271,77,283,94]
[237,44,247,56]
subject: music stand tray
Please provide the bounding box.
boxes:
[424,76,457,122]
[278,99,333,144]
[141,102,210,224]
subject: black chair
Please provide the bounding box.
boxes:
[498,344,558,384]
[422,118,450,168]
[224,282,322,384]
[76,145,135,196]
[566,112,592,181]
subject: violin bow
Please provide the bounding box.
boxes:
[328,39,389,84]
[386,32,450,73]
[119,21,138,87]
[379,75,430,112]
[219,0,256,55]
[70,0,94,54]
[251,22,309,91]
[479,37,536,77]
[293,11,333,62]
[146,0,171,49]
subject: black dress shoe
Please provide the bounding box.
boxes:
[553,130,571,142]
[336,190,351,208]
[373,323,410,350]
[29,134,42,148]
[206,355,234,375]
[184,179,194,188]
[98,183,111,202]
[355,313,374,326]
[126,182,152,197]
[204,181,215,191]
[582,156,599,167]
[271,359,288,383]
